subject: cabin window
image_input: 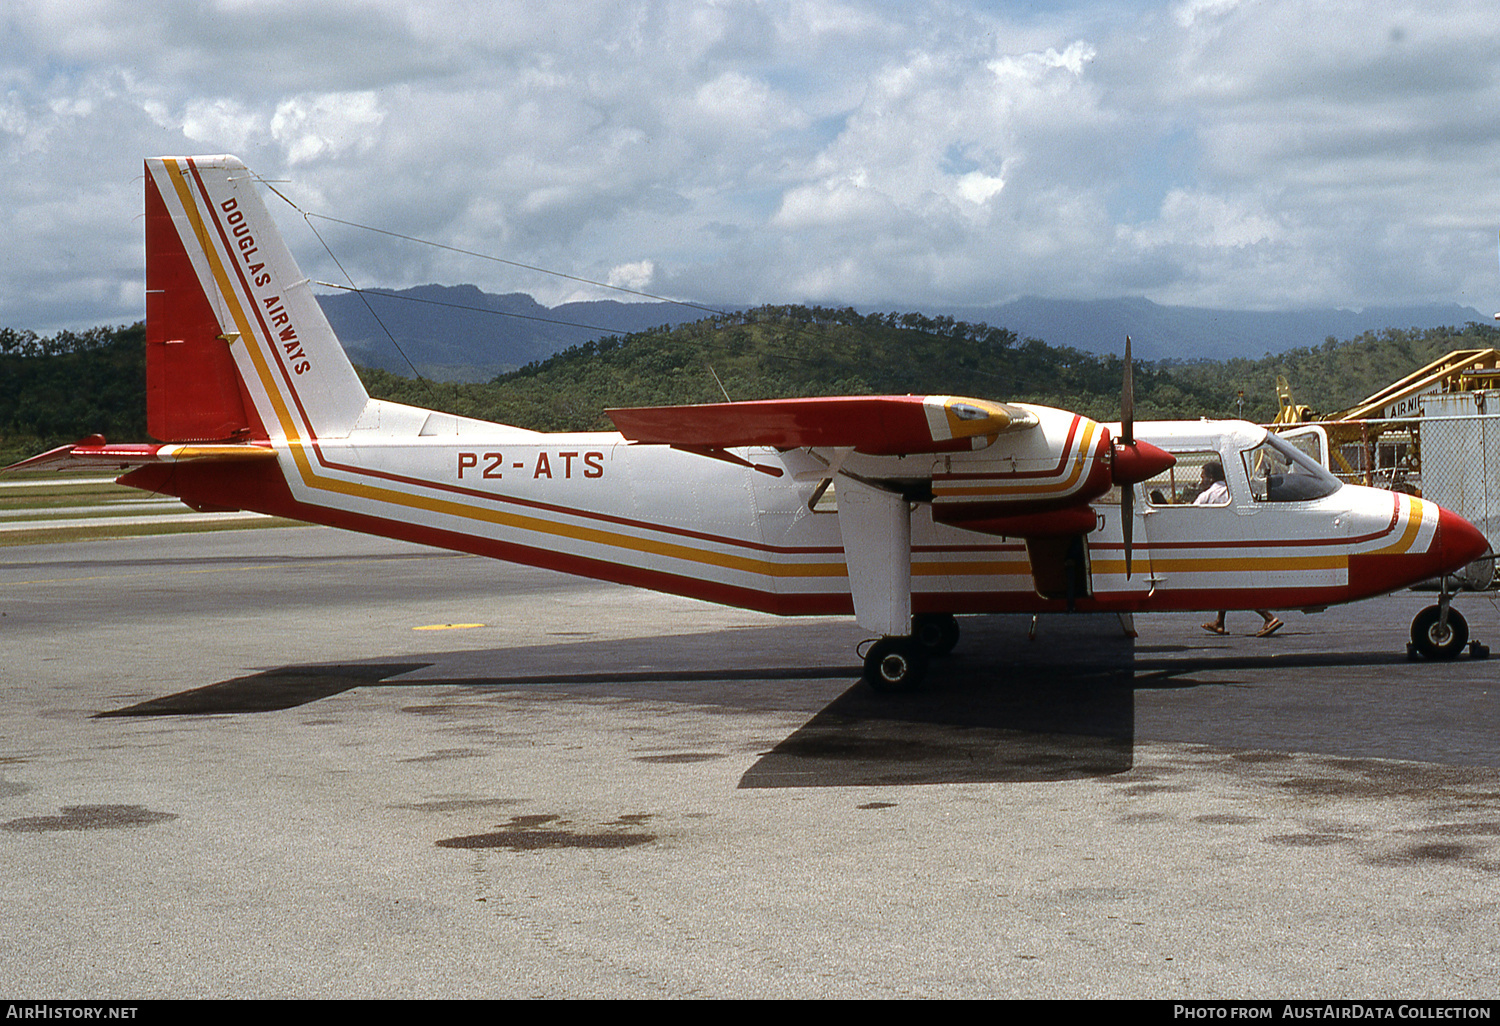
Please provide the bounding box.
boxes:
[1138,450,1228,506]
[1241,434,1342,502]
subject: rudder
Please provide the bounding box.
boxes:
[145,167,258,442]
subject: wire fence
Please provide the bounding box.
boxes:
[1276,411,1499,490]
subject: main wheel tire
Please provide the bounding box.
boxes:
[1411,605,1468,660]
[862,637,929,693]
[912,613,960,655]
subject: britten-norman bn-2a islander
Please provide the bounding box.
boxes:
[9,156,1491,690]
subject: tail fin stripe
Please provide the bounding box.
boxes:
[151,155,369,461]
[159,159,301,440]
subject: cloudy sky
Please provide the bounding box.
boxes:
[6,0,1500,334]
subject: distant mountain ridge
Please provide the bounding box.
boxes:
[317,284,702,381]
[318,285,1488,381]
[962,297,1489,363]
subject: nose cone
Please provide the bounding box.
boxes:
[1438,506,1490,570]
[1112,438,1176,486]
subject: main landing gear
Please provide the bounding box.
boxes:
[1408,583,1489,661]
[861,613,960,693]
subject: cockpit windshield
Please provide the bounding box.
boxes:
[1242,433,1342,502]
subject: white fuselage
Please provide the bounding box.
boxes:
[141,402,1456,619]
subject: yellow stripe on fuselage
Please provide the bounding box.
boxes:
[913,560,1032,577]
[1370,496,1425,556]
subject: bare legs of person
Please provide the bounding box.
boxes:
[1203,610,1283,637]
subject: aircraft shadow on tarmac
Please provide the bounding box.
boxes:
[96,615,1424,789]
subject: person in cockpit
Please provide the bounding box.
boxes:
[1192,462,1229,506]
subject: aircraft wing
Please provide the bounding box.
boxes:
[606,395,1038,456]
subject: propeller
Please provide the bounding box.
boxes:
[1110,335,1176,578]
[1121,335,1136,577]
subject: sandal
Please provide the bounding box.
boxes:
[1202,622,1227,635]
[1255,618,1284,638]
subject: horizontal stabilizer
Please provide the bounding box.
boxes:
[3,436,276,473]
[607,395,1037,456]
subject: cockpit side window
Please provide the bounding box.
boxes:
[1241,434,1342,502]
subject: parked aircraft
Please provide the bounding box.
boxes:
[7,156,1491,689]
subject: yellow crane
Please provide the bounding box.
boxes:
[1272,374,1312,425]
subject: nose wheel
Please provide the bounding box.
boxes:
[1408,604,1489,660]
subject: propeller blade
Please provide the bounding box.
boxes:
[1119,334,1136,576]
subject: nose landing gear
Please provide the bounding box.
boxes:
[1408,581,1490,660]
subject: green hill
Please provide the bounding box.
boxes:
[1162,322,1500,421]
[361,305,1232,431]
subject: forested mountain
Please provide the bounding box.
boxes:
[318,284,1488,381]
[358,306,1222,432]
[4,311,1497,464]
[354,307,1500,431]
[951,297,1488,364]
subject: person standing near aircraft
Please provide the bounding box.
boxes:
[1194,462,1283,637]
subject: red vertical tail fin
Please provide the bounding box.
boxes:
[144,167,262,442]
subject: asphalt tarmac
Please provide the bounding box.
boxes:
[2,526,1498,998]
